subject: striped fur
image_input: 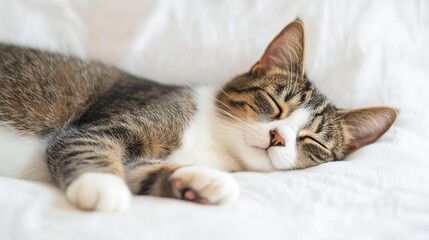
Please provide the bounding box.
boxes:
[0,20,397,210]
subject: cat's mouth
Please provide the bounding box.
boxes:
[240,127,283,171]
[250,146,275,167]
[250,143,296,171]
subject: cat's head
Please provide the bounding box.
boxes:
[216,19,397,171]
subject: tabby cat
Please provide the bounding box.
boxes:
[0,20,397,211]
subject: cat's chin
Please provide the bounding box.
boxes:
[240,146,276,172]
[266,147,297,170]
[237,142,297,172]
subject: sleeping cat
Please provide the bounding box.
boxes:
[0,20,397,211]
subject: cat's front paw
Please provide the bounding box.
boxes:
[66,172,131,211]
[169,166,239,205]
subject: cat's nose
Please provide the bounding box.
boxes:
[269,130,285,147]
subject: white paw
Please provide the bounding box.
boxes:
[169,166,239,205]
[66,172,131,211]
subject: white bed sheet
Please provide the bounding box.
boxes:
[0,0,428,239]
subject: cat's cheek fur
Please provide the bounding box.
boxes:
[66,172,131,211]
[239,108,310,170]
[169,166,239,204]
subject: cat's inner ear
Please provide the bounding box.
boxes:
[251,19,305,77]
[339,107,398,154]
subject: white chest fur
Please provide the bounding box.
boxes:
[0,124,52,182]
[166,86,240,171]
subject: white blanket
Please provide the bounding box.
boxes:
[0,0,428,239]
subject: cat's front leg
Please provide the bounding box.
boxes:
[47,129,131,211]
[170,166,240,204]
[129,165,239,204]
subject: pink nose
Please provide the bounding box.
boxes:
[269,130,285,147]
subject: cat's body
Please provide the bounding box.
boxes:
[0,20,397,211]
[0,44,193,178]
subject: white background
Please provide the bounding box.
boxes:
[0,0,428,239]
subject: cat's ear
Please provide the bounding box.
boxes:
[339,106,398,154]
[250,19,305,77]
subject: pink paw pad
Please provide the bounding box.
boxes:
[170,179,207,204]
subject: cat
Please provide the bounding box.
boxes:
[0,20,397,211]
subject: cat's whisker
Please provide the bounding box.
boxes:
[151,95,266,143]
[206,98,260,131]
[208,95,246,118]
[210,111,268,144]
[214,108,258,132]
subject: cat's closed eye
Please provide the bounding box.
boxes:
[263,92,282,120]
[298,135,329,150]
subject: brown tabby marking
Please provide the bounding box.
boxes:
[0,45,119,135]
[127,164,181,197]
[0,19,397,209]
